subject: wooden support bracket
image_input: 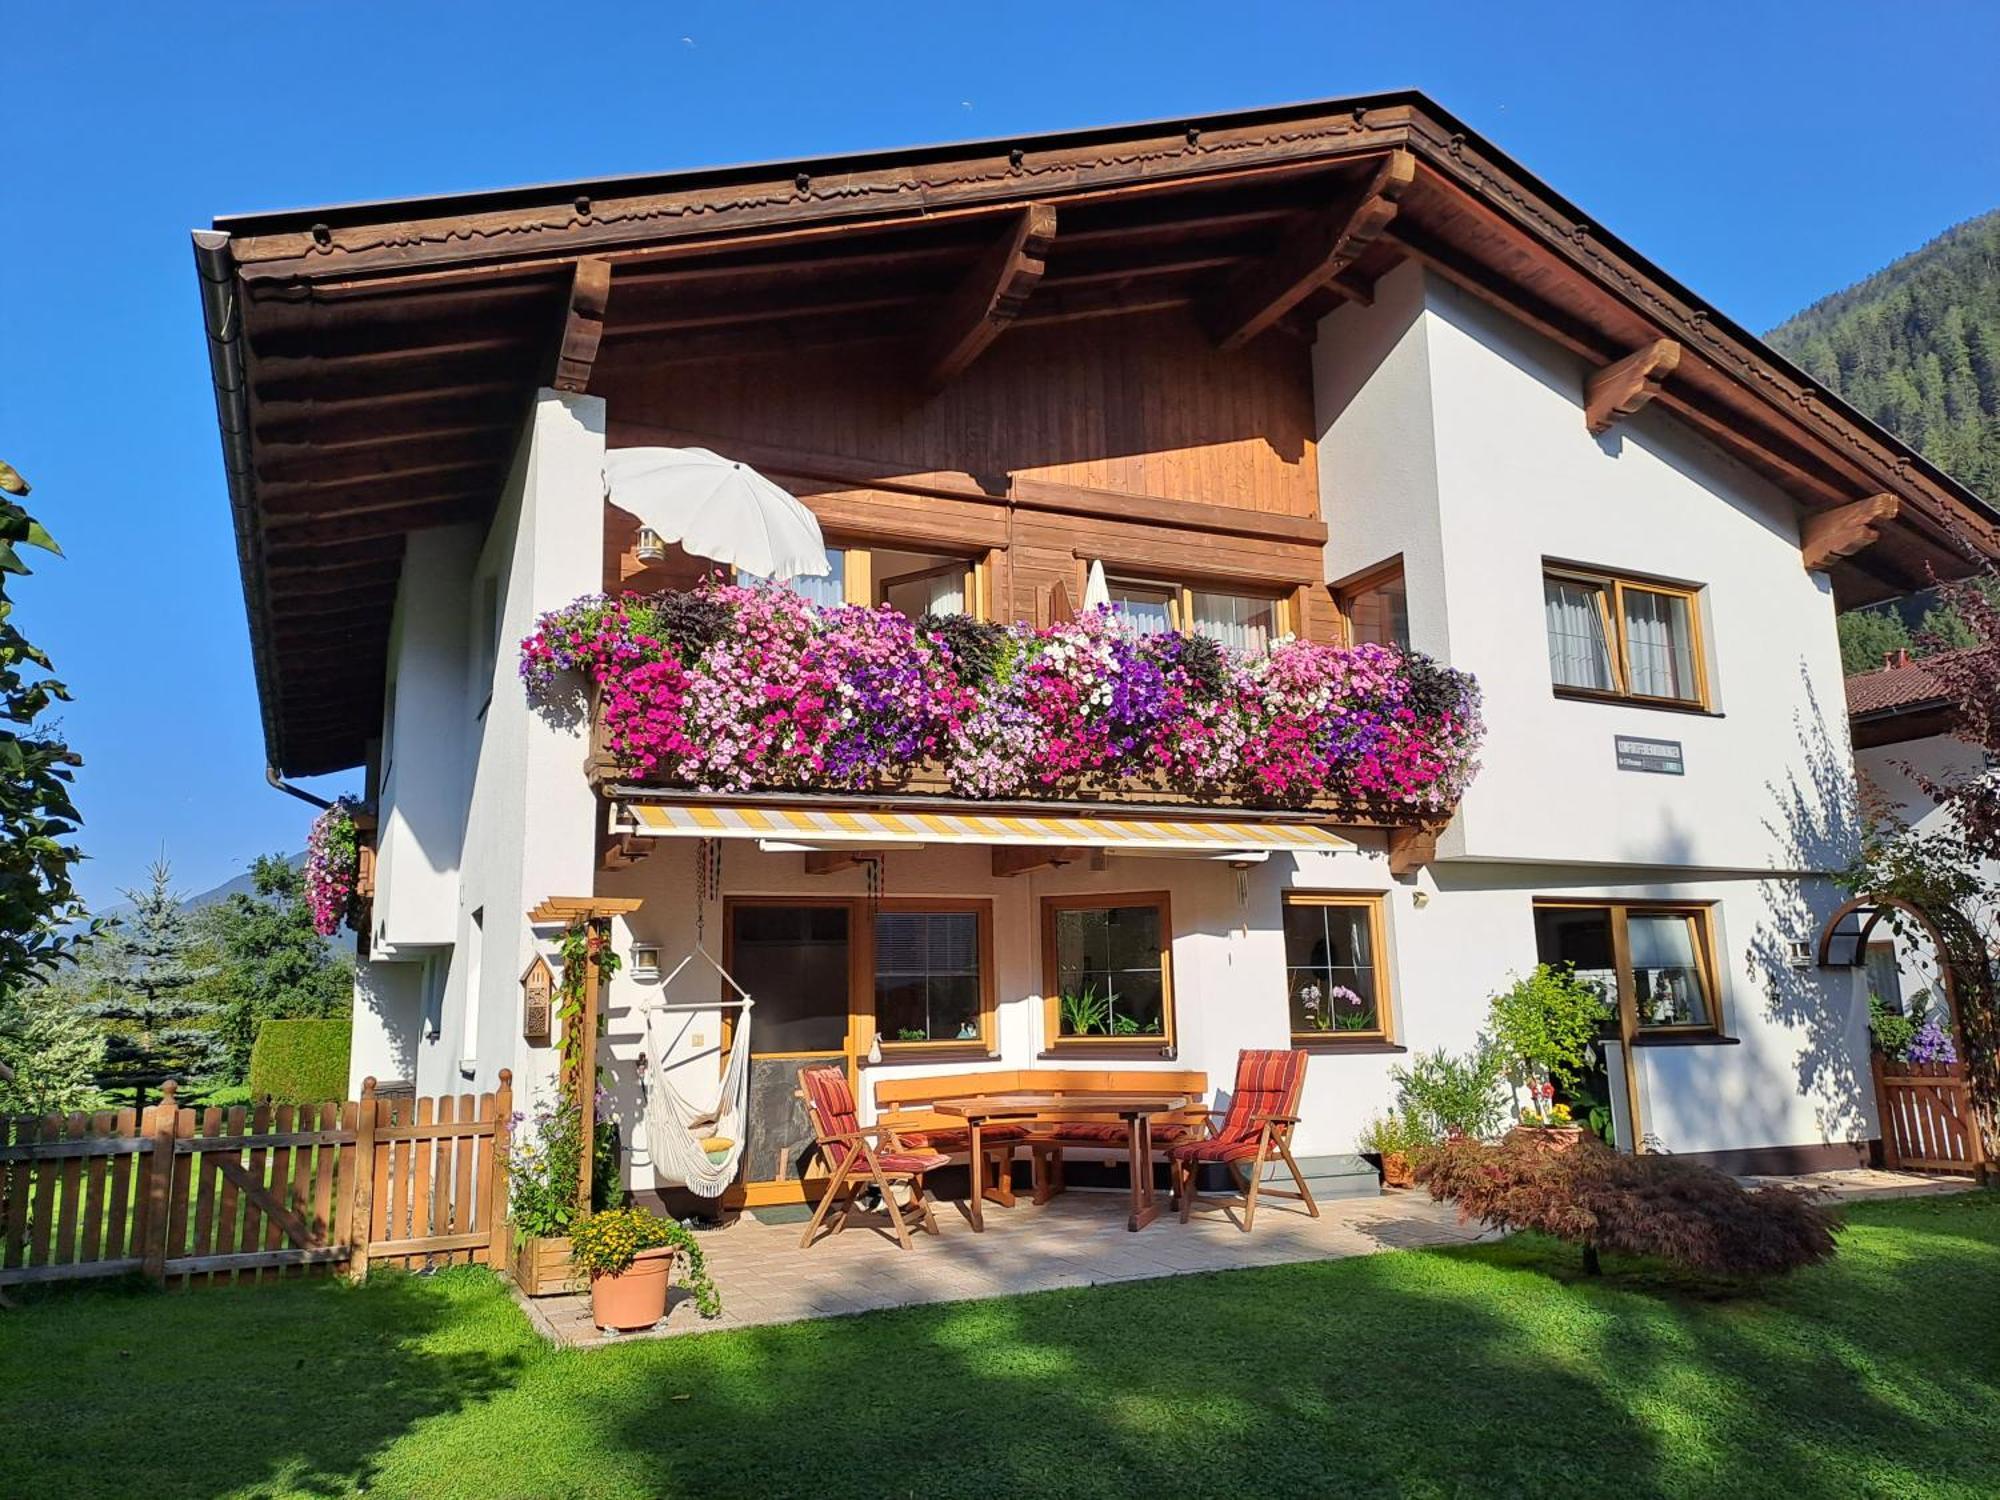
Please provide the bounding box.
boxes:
[1584,338,1681,436]
[1204,149,1415,351]
[550,257,612,393]
[1799,492,1901,572]
[922,203,1058,390]
[1385,824,1439,878]
[803,850,874,876]
[992,845,1087,878]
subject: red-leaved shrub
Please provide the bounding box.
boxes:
[1416,1134,1842,1278]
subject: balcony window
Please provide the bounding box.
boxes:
[1104,571,1284,655]
[1338,560,1409,651]
[738,548,846,610]
[1544,566,1706,707]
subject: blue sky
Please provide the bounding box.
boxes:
[6,1,1998,910]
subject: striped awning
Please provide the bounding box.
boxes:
[621,801,1354,855]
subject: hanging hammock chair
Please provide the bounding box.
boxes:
[639,946,754,1198]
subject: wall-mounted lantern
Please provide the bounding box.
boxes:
[630,944,662,982]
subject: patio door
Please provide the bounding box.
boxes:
[724,901,858,1205]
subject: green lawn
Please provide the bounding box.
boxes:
[4,1194,1999,1499]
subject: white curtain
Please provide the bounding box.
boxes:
[1544,579,1615,689]
[739,547,846,609]
[1622,589,1694,699]
[1191,592,1274,655]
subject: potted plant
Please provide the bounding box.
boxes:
[504,1091,585,1295]
[1486,964,1611,1147]
[1358,1111,1433,1188]
[569,1206,722,1332]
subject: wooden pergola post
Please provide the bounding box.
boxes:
[528,896,645,1218]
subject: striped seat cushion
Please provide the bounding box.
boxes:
[1165,1133,1267,1164]
[893,1123,1032,1151]
[1033,1121,1197,1146]
[1164,1050,1306,1165]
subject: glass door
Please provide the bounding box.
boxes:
[725,902,856,1204]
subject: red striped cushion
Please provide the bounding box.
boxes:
[894,1124,1031,1150]
[1167,1134,1268,1165]
[1031,1121,1197,1146]
[1205,1049,1308,1149]
[801,1066,861,1166]
[865,1150,950,1175]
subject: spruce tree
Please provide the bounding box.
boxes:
[79,859,225,1106]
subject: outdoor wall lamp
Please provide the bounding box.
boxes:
[635,526,668,564]
[630,944,662,981]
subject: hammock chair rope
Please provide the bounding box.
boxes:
[640,945,753,1196]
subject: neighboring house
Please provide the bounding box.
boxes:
[193,91,2000,1199]
[1848,651,1999,1015]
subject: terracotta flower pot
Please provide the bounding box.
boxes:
[1379,1150,1416,1189]
[1508,1124,1585,1153]
[590,1245,677,1332]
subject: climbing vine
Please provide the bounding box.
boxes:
[555,920,621,1101]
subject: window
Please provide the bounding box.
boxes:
[1042,893,1174,1048]
[876,549,980,620]
[1543,566,1706,707]
[1337,560,1409,651]
[873,906,991,1049]
[738,547,846,610]
[1102,571,1284,655]
[1284,894,1390,1041]
[475,573,503,716]
[1865,942,1905,1014]
[1533,901,1721,1035]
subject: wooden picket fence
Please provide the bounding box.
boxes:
[0,1072,513,1290]
[1872,1055,1989,1175]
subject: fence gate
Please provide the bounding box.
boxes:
[0,1073,512,1291]
[1872,1056,1989,1175]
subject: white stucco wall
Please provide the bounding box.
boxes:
[349,391,606,1100]
[1316,264,1857,877]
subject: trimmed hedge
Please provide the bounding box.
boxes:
[248,1018,352,1104]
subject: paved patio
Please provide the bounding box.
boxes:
[515,1167,1977,1348]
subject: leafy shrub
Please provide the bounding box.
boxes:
[1417,1134,1842,1278]
[1358,1110,1434,1157]
[1391,1045,1508,1141]
[1868,992,1919,1060]
[568,1206,720,1317]
[1488,963,1612,1091]
[247,1018,350,1103]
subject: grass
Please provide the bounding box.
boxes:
[4,1194,2000,1498]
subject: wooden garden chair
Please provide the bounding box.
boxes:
[796,1066,949,1251]
[1167,1049,1319,1233]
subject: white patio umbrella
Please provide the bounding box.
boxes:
[604,446,830,581]
[1082,557,1112,610]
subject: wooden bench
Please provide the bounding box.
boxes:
[872,1068,1211,1207]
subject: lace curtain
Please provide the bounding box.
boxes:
[1544,578,1615,690]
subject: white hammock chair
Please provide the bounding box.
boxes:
[639,945,754,1198]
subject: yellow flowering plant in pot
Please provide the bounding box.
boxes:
[568,1206,721,1332]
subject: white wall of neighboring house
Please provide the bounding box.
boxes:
[347,390,606,1102]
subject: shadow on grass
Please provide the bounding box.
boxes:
[0,1268,529,1499]
[3,1196,1999,1499]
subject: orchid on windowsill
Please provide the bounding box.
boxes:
[522,579,1485,816]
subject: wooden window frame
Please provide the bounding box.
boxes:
[863,897,998,1058]
[1282,892,1394,1045]
[1543,564,1710,711]
[1040,890,1177,1053]
[1532,899,1725,1041]
[1330,556,1407,651]
[721,895,999,1063]
[1102,571,1293,646]
[836,543,990,621]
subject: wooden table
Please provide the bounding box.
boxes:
[934,1093,1189,1232]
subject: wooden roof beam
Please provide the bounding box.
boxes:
[921,203,1058,391]
[1203,149,1414,351]
[1584,339,1681,436]
[1801,493,1901,572]
[549,257,611,393]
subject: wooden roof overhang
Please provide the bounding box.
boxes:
[196,90,2000,777]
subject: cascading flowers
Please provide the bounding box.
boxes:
[305,797,362,937]
[523,579,1484,813]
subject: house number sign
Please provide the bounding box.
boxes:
[1614,735,1685,775]
[521,954,554,1045]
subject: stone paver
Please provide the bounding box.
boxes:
[512,1166,1977,1348]
[517,1187,1489,1347]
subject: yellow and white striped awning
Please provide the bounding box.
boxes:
[622,801,1354,855]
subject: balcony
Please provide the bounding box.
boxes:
[525,582,1484,827]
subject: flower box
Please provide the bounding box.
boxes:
[531,583,1485,822]
[510,1232,574,1297]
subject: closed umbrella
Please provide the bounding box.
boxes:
[1082,558,1112,610]
[604,446,830,581]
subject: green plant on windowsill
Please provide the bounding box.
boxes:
[895,1028,927,1043]
[1334,1007,1379,1032]
[1059,983,1109,1037]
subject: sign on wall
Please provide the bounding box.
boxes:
[521,954,554,1045]
[1614,735,1685,775]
